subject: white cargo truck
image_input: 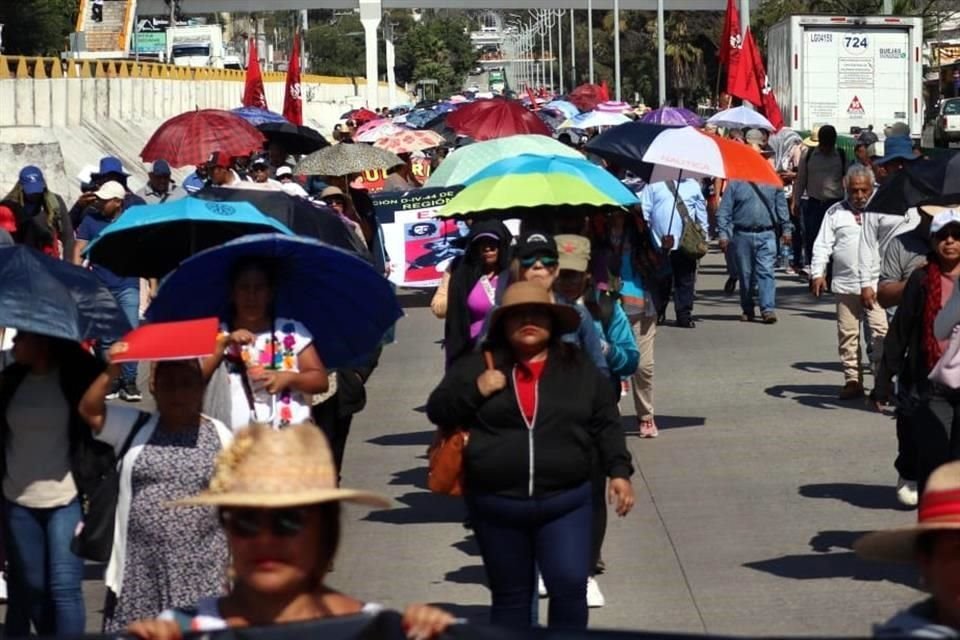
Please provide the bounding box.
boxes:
[165,25,225,68]
[766,15,924,138]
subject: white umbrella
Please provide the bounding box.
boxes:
[707,106,775,132]
[559,111,632,130]
[641,126,783,185]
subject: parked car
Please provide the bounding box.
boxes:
[934,97,960,148]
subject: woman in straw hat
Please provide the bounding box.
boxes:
[427,281,635,629]
[855,460,960,637]
[79,348,234,632]
[126,423,455,639]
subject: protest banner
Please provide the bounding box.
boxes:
[372,187,463,288]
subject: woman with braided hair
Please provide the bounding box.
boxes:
[874,211,960,493]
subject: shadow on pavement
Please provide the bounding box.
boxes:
[428,602,489,624]
[396,288,435,310]
[452,535,482,558]
[363,491,466,525]
[692,313,748,323]
[386,465,429,491]
[792,361,844,374]
[765,383,874,412]
[444,564,488,587]
[367,429,435,447]
[744,529,918,588]
[799,483,914,512]
[621,415,706,434]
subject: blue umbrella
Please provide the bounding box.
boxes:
[405,109,442,129]
[84,197,293,279]
[147,234,402,368]
[231,106,289,126]
[0,245,131,343]
[462,154,640,207]
[544,100,580,118]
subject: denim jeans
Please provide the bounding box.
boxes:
[4,498,85,636]
[467,483,592,629]
[102,286,140,384]
[732,231,777,315]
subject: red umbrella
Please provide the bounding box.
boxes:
[141,109,265,168]
[346,108,379,125]
[446,99,551,141]
[568,84,605,112]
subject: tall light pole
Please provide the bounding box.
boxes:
[570,9,576,90]
[587,0,594,83]
[613,0,621,101]
[547,10,555,93]
[557,10,564,95]
[657,0,666,106]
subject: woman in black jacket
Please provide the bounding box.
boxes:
[875,214,960,493]
[0,333,110,636]
[426,282,635,630]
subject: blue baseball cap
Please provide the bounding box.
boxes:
[150,159,171,176]
[18,166,46,195]
[94,156,130,178]
[875,136,916,166]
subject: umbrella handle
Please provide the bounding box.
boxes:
[245,372,278,426]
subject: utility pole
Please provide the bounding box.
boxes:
[570,9,576,90]
[657,0,665,106]
[613,0,621,101]
[558,10,564,94]
[547,11,555,93]
[587,0,595,83]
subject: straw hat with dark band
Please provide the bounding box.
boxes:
[855,461,960,563]
[488,282,581,338]
[174,423,390,509]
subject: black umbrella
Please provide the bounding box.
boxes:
[585,122,682,181]
[868,151,960,215]
[193,187,371,260]
[258,122,329,155]
[0,245,131,343]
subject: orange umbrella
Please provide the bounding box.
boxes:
[374,130,445,154]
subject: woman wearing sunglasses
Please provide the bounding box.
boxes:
[125,424,455,640]
[431,220,512,366]
[79,347,233,632]
[875,211,960,492]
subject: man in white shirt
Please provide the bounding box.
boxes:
[275,166,309,198]
[811,165,888,400]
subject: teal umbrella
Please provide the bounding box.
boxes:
[84,197,293,278]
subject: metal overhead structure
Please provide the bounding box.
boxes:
[138,0,725,107]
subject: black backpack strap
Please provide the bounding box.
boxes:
[118,411,152,460]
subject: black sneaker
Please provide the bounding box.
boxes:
[120,382,142,402]
[105,380,122,401]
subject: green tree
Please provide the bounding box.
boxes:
[0,0,76,56]
[305,13,366,77]
[394,13,478,95]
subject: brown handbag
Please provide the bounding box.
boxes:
[427,351,494,496]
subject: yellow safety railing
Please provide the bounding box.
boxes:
[0,55,386,87]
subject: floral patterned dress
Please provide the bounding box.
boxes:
[222,318,314,430]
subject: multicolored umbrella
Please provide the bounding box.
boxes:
[544,100,580,118]
[355,120,407,143]
[437,172,638,218]
[294,143,403,177]
[374,130,446,154]
[585,121,680,180]
[559,111,632,130]
[446,99,551,141]
[595,100,632,114]
[639,107,703,127]
[231,107,288,126]
[706,106,775,131]
[141,109,265,168]
[641,127,783,186]
[425,134,582,188]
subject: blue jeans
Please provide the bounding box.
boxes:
[103,286,140,384]
[4,498,85,636]
[732,231,777,315]
[466,483,592,629]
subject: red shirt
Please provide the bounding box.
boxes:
[514,358,547,423]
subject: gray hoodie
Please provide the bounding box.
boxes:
[875,600,959,638]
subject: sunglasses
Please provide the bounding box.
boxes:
[520,254,559,268]
[936,227,960,242]
[219,507,309,538]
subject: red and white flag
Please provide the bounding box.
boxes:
[719,0,742,67]
[242,37,268,109]
[283,32,303,126]
[734,28,784,130]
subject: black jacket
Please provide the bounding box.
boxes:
[426,345,633,498]
[877,268,931,405]
[0,347,114,498]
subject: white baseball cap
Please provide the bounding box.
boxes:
[930,210,960,236]
[94,181,126,201]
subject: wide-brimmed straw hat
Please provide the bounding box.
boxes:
[488,282,581,338]
[174,423,390,509]
[854,461,960,562]
[802,125,822,147]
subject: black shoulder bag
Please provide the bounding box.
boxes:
[71,411,151,562]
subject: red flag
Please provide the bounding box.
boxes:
[283,32,303,126]
[111,318,220,363]
[728,27,761,105]
[599,80,610,102]
[719,0,742,67]
[242,38,268,109]
[745,29,784,130]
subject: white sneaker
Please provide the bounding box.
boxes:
[538,575,547,598]
[586,577,605,608]
[897,477,919,507]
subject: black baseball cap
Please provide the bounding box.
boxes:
[515,232,558,261]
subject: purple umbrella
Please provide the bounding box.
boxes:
[640,107,703,127]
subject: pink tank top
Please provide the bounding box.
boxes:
[467,275,498,339]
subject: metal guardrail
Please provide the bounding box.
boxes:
[0,55,365,86]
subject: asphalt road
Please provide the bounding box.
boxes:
[1,249,923,636]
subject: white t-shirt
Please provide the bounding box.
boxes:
[222,318,313,430]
